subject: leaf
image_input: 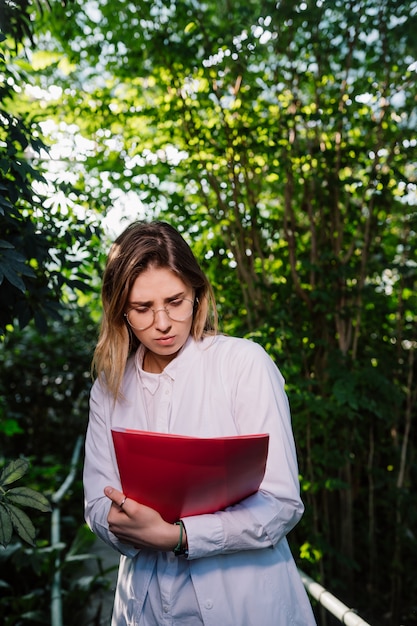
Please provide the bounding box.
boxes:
[0,240,15,250]
[67,278,88,291]
[0,418,24,436]
[1,246,28,264]
[0,503,13,547]
[4,502,36,546]
[6,487,52,512]
[1,263,27,292]
[0,458,30,487]
[184,21,197,34]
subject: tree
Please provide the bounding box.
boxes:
[0,0,102,336]
[4,1,417,623]
[0,0,103,592]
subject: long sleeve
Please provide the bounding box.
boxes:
[83,377,138,557]
[181,338,304,559]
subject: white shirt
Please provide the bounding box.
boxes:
[84,334,316,625]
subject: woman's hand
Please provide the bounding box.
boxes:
[104,486,185,552]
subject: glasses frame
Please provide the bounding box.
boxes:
[124,297,195,331]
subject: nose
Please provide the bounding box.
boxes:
[154,307,172,331]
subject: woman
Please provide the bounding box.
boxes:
[83,220,316,625]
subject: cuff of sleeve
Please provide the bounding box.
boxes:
[91,519,139,558]
[181,513,224,560]
[243,490,304,545]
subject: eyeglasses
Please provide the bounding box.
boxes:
[124,298,195,331]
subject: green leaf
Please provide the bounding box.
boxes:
[0,503,13,547]
[0,458,30,487]
[184,21,197,34]
[1,263,27,292]
[6,487,52,512]
[0,418,24,436]
[4,502,36,546]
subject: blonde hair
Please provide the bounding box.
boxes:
[92,221,217,399]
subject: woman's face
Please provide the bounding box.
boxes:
[125,266,194,367]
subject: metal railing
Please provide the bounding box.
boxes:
[50,435,84,626]
[299,569,373,626]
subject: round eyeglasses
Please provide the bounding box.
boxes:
[124,298,195,331]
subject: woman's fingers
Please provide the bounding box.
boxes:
[104,486,128,509]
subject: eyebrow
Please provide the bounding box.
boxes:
[129,291,186,306]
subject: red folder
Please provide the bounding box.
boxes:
[111,428,269,523]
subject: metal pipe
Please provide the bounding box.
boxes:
[298,569,372,626]
[50,436,84,626]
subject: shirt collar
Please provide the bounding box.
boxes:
[135,338,192,394]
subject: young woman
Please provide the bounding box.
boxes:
[83,220,316,625]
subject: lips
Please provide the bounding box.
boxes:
[155,336,176,346]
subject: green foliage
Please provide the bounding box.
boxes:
[0,525,116,626]
[0,306,97,458]
[0,458,51,547]
[0,310,109,624]
[1,0,416,624]
[0,27,104,337]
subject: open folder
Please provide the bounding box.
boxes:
[111,428,269,523]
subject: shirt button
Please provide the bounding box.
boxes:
[163,604,169,613]
[204,599,213,610]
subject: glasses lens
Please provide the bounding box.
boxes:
[166,298,194,322]
[126,299,194,330]
[126,308,154,330]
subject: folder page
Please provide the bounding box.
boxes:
[111,428,269,523]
